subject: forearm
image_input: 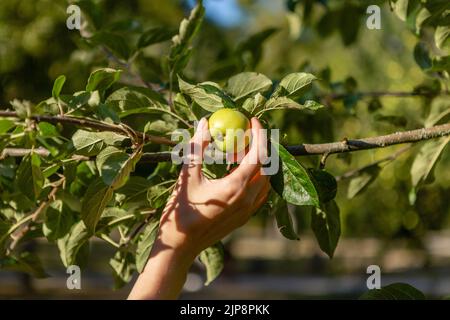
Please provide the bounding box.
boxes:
[128,238,195,300]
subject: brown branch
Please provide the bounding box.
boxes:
[0,111,175,146]
[0,147,50,159]
[2,111,449,161]
[8,179,63,253]
[286,123,450,156]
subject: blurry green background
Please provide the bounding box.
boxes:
[1,0,449,299]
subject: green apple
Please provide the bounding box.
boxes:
[208,108,250,153]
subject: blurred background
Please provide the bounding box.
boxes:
[1,0,449,299]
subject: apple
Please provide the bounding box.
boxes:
[208,108,250,153]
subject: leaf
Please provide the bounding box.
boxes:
[339,5,362,46]
[169,0,204,72]
[135,218,159,273]
[89,32,130,60]
[236,28,278,68]
[0,252,48,278]
[425,96,450,127]
[147,181,176,209]
[57,220,90,267]
[274,72,317,98]
[413,42,432,71]
[347,165,382,199]
[411,137,450,188]
[311,200,340,258]
[38,122,59,138]
[52,75,66,99]
[178,77,234,112]
[71,129,129,156]
[43,200,75,241]
[226,72,272,101]
[256,97,322,117]
[242,93,266,115]
[309,169,337,203]
[435,26,450,50]
[110,249,135,289]
[86,68,122,92]
[16,153,44,200]
[81,178,114,233]
[138,26,177,48]
[273,196,299,240]
[96,146,142,189]
[199,242,224,286]
[360,282,425,300]
[0,119,15,134]
[270,141,319,207]
[106,85,166,107]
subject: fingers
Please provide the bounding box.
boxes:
[182,118,210,181]
[227,117,267,184]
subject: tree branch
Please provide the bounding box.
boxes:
[286,123,450,156]
[2,111,449,161]
[0,111,175,146]
[324,90,449,100]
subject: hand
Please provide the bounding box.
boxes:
[159,116,270,259]
[128,117,270,299]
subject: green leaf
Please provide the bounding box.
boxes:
[147,181,176,209]
[236,28,278,68]
[178,77,234,112]
[0,119,15,134]
[0,252,48,278]
[43,200,75,241]
[57,220,90,267]
[106,86,166,109]
[270,142,319,207]
[360,282,425,300]
[256,97,322,117]
[169,0,204,73]
[71,129,129,156]
[38,122,59,138]
[86,68,122,92]
[413,42,432,70]
[16,153,44,200]
[347,165,381,199]
[89,32,130,60]
[81,178,114,233]
[425,96,450,127]
[52,75,66,99]
[435,26,450,50]
[309,169,338,203]
[241,93,267,115]
[199,242,224,286]
[273,196,299,240]
[110,249,135,289]
[274,72,317,98]
[226,72,272,101]
[411,137,450,188]
[136,217,159,273]
[138,26,177,48]
[174,92,197,121]
[311,200,340,258]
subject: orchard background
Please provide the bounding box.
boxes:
[0,0,449,299]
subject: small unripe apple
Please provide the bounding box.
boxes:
[208,108,250,153]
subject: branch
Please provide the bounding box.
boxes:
[286,123,450,156]
[0,111,175,146]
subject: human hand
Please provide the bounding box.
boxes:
[158,116,270,260]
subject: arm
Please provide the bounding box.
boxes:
[128,117,270,300]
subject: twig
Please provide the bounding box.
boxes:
[8,179,64,253]
[0,147,50,159]
[323,91,449,100]
[286,123,450,156]
[0,111,175,146]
